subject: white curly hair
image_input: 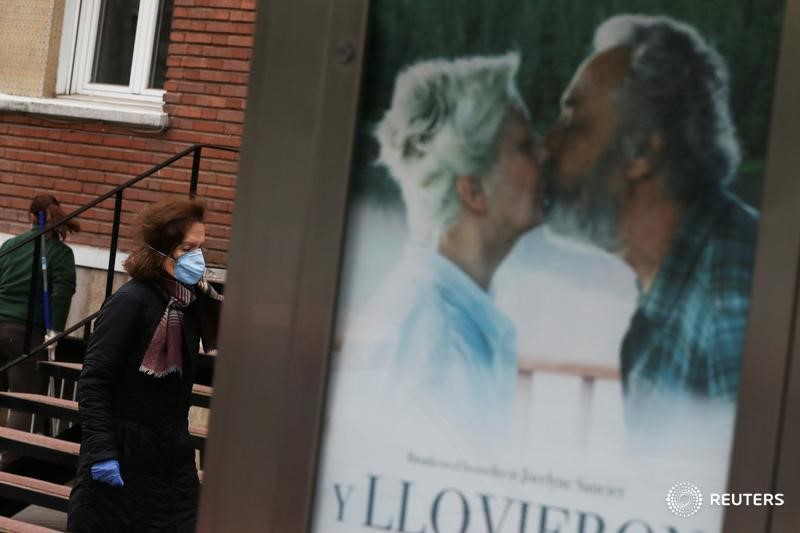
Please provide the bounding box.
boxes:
[376,53,523,244]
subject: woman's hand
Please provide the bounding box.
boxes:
[91,459,125,487]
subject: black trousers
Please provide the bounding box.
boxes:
[0,321,47,432]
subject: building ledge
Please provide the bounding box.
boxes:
[0,93,168,129]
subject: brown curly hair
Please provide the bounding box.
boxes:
[123,198,205,281]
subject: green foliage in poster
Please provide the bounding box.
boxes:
[353,0,785,207]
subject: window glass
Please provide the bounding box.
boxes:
[149,0,175,89]
[91,0,140,86]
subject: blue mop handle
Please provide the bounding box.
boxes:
[37,211,53,334]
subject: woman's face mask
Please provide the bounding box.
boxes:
[173,248,206,285]
[149,245,206,285]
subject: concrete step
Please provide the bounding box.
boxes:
[0,394,206,451]
[34,362,81,382]
[9,505,66,533]
[191,384,212,408]
[198,351,216,369]
[37,362,213,407]
[0,513,61,533]
[0,427,78,469]
[189,425,207,451]
[0,472,69,513]
[0,394,78,423]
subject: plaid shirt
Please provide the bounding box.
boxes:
[620,188,758,410]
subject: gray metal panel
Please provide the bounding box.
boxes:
[724,1,800,532]
[196,0,369,531]
[771,287,800,531]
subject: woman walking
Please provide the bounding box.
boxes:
[68,198,222,532]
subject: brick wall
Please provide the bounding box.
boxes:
[0,0,256,268]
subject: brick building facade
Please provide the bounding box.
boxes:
[0,0,255,271]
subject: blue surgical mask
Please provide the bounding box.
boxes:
[174,248,206,285]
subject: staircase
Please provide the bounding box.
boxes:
[0,144,231,531]
[0,354,214,530]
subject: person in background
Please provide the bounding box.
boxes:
[0,194,79,432]
[67,198,223,532]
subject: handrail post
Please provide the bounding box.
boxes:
[105,191,124,300]
[190,145,202,198]
[23,237,42,356]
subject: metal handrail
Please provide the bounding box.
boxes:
[0,312,100,374]
[0,143,238,367]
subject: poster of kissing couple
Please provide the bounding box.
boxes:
[311,1,786,531]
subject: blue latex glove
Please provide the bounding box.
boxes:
[91,459,124,487]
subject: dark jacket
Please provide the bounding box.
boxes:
[68,279,201,533]
[0,229,76,330]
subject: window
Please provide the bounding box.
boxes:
[58,0,174,104]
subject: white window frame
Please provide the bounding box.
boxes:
[57,0,166,105]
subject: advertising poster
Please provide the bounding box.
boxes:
[312,1,785,531]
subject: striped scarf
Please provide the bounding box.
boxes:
[139,277,195,378]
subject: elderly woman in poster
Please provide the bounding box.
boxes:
[339,53,542,433]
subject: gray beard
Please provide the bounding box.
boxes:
[544,144,625,253]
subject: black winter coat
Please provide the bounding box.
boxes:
[68,279,202,533]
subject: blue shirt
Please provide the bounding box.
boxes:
[341,245,518,430]
[620,188,758,419]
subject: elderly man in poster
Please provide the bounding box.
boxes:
[542,14,758,424]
